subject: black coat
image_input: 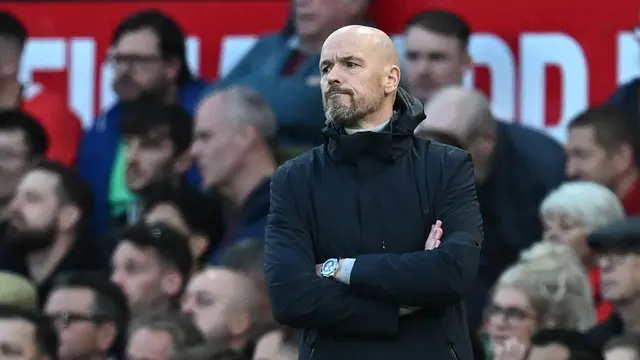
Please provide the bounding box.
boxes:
[264,88,484,360]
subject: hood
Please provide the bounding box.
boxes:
[320,87,426,165]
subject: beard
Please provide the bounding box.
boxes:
[115,75,168,104]
[324,90,383,128]
[4,222,57,253]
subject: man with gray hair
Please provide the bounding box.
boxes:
[126,312,204,360]
[192,85,276,262]
[415,85,566,330]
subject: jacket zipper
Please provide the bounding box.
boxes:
[449,344,459,360]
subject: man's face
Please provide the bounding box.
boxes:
[191,96,246,189]
[597,252,640,302]
[320,35,386,127]
[566,126,618,186]
[0,35,21,81]
[110,241,174,312]
[0,129,31,201]
[109,28,173,102]
[123,129,176,192]
[44,288,109,360]
[181,269,247,340]
[294,0,365,41]
[5,170,60,252]
[404,26,469,100]
[528,344,569,360]
[542,212,590,264]
[0,318,41,360]
[126,328,173,360]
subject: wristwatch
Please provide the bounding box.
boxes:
[320,258,340,278]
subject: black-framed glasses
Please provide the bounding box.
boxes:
[485,304,534,324]
[48,312,110,329]
[106,53,162,72]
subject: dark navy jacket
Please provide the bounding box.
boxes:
[609,78,639,121]
[264,88,483,360]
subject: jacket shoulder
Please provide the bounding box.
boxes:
[422,140,472,166]
[273,146,325,184]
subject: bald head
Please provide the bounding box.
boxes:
[323,25,399,67]
[415,86,493,141]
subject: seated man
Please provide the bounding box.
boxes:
[127,312,204,360]
[0,304,59,360]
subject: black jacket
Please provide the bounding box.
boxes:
[264,88,483,360]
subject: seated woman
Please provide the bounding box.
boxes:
[540,181,625,322]
[485,241,597,360]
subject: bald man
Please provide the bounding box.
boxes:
[264,25,483,360]
[415,85,566,330]
[181,267,261,352]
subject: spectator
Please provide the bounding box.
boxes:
[403,10,472,102]
[486,242,596,358]
[219,238,272,326]
[110,223,192,314]
[78,9,208,236]
[181,267,262,356]
[44,272,129,360]
[527,329,604,360]
[540,181,626,322]
[588,218,640,348]
[127,312,204,360]
[0,160,105,307]
[415,85,566,330]
[0,271,37,309]
[170,344,248,360]
[210,0,370,150]
[604,334,640,360]
[0,305,58,360]
[0,12,82,166]
[0,110,48,224]
[192,86,275,262]
[252,327,300,360]
[566,105,640,215]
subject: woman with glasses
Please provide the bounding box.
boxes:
[484,241,597,360]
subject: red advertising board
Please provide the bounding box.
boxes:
[3,0,639,141]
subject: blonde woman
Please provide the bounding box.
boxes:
[540,181,625,322]
[485,241,596,360]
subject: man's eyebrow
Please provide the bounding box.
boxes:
[320,55,365,67]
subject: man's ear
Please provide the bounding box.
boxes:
[384,65,400,95]
[172,151,192,175]
[57,204,80,232]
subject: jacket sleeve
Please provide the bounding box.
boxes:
[264,164,400,337]
[347,149,483,306]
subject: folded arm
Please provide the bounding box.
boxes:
[264,164,400,337]
[342,149,483,306]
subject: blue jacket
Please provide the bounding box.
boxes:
[77,79,208,236]
[208,31,326,147]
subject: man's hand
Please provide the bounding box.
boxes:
[425,220,443,250]
[315,260,343,277]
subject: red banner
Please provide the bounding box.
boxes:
[4,0,639,141]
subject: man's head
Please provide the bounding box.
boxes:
[44,272,129,360]
[121,95,192,193]
[127,313,204,360]
[0,110,48,201]
[320,25,400,128]
[403,10,472,101]
[566,105,640,190]
[109,10,190,102]
[293,0,369,48]
[605,334,640,360]
[5,160,92,253]
[110,223,192,313]
[181,267,261,345]
[0,305,58,360]
[192,86,277,189]
[0,12,26,82]
[416,86,495,182]
[528,329,604,360]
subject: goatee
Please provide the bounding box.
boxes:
[4,224,57,253]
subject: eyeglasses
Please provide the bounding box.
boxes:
[485,304,534,324]
[106,53,162,72]
[48,311,110,329]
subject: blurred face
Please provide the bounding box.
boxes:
[110,241,175,312]
[597,252,640,302]
[486,287,537,350]
[126,328,173,360]
[294,0,366,41]
[191,96,248,189]
[0,36,21,81]
[566,126,619,186]
[0,319,41,360]
[528,344,569,360]
[181,269,249,341]
[109,28,176,102]
[320,34,387,128]
[0,130,30,201]
[542,212,590,264]
[605,346,640,360]
[404,27,469,100]
[45,288,111,360]
[123,129,175,192]
[5,170,61,252]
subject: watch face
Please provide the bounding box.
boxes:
[321,259,337,276]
